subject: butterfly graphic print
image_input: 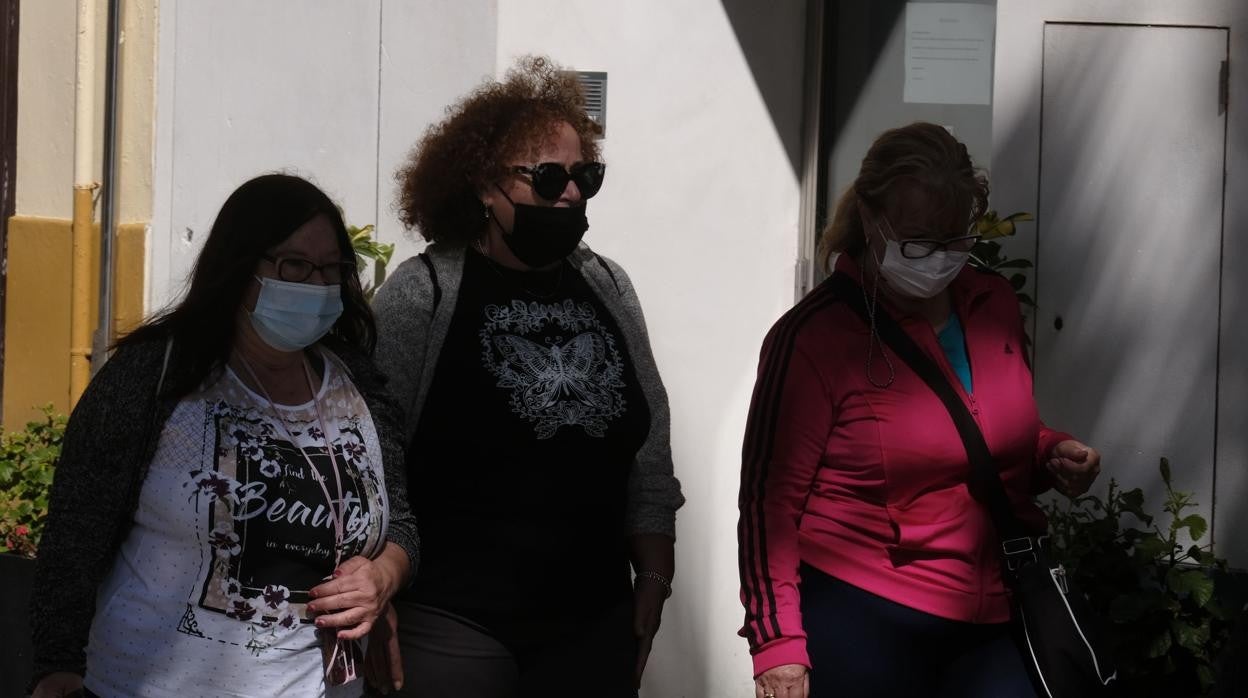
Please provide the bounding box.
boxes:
[481,299,627,438]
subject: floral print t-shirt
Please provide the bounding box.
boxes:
[83,351,387,698]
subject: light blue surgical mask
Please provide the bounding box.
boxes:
[249,276,343,352]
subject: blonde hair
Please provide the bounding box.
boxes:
[817,122,989,271]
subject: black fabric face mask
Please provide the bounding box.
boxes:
[493,186,589,268]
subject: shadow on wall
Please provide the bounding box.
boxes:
[718,0,818,177]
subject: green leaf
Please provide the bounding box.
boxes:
[1189,575,1215,609]
[1120,488,1146,516]
[1197,663,1215,691]
[1160,457,1172,487]
[1186,545,1206,564]
[1147,630,1172,658]
[1134,533,1171,561]
[1178,514,1208,541]
[1170,620,1201,654]
[1166,567,1215,608]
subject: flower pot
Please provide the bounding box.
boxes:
[0,553,36,697]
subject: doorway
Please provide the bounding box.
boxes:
[993,0,1246,566]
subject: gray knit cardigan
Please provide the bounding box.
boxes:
[28,335,420,684]
[371,243,685,538]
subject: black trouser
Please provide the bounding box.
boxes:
[800,563,1037,698]
[387,600,638,698]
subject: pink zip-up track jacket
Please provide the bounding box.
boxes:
[738,255,1073,677]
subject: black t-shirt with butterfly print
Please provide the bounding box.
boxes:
[405,248,650,650]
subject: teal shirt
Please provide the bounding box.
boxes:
[937,313,973,394]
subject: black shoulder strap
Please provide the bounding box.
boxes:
[828,273,1032,546]
[418,253,441,311]
[594,253,622,296]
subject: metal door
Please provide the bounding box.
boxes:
[1032,23,1228,545]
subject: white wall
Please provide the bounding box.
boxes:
[16,0,89,219]
[150,0,496,309]
[376,0,497,263]
[496,4,806,696]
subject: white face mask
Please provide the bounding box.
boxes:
[872,223,969,299]
[248,277,343,352]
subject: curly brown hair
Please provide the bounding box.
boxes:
[395,56,603,244]
[817,122,989,271]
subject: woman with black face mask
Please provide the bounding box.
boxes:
[367,57,684,698]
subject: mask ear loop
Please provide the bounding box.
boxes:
[489,183,516,238]
[861,219,897,388]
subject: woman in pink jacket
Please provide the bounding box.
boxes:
[737,122,1101,698]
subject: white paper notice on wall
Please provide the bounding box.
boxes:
[904,3,995,105]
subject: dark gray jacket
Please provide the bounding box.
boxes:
[372,243,684,538]
[29,335,419,683]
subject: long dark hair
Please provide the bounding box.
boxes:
[121,174,376,397]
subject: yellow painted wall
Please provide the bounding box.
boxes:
[7,0,158,428]
[3,218,72,427]
[2,216,147,430]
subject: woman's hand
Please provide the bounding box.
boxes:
[364,603,404,695]
[32,672,83,698]
[307,543,410,641]
[632,577,668,688]
[755,664,809,698]
[1046,440,1102,497]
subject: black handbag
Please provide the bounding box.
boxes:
[831,272,1118,697]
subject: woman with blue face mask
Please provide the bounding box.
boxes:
[738,123,1103,698]
[30,174,419,698]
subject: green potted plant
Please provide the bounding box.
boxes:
[0,406,66,696]
[970,210,1036,309]
[1043,458,1247,696]
[348,222,395,301]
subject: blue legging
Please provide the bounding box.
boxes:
[800,563,1037,698]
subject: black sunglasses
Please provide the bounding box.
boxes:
[512,162,606,200]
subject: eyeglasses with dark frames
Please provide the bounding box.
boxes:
[262,254,357,284]
[898,234,983,259]
[511,162,606,200]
